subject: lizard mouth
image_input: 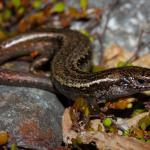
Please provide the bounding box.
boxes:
[135,79,150,91]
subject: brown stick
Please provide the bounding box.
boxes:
[126,23,150,64]
[98,0,120,65]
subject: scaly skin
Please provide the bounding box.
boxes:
[0,28,149,102]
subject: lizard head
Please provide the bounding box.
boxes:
[120,66,150,92]
[97,66,150,101]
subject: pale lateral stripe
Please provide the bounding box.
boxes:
[3,33,56,48]
[60,78,118,88]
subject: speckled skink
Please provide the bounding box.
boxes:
[0,28,149,102]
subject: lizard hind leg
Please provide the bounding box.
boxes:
[30,40,60,77]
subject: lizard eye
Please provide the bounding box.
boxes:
[137,79,145,84]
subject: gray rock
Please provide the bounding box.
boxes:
[85,0,150,52]
[106,0,150,51]
[0,86,64,149]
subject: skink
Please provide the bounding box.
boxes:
[0,28,149,103]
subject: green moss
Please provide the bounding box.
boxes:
[103,118,112,127]
[117,61,132,68]
[10,143,17,150]
[33,0,42,9]
[80,0,88,10]
[12,0,21,7]
[138,115,150,130]
[52,2,65,13]
[3,9,12,20]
